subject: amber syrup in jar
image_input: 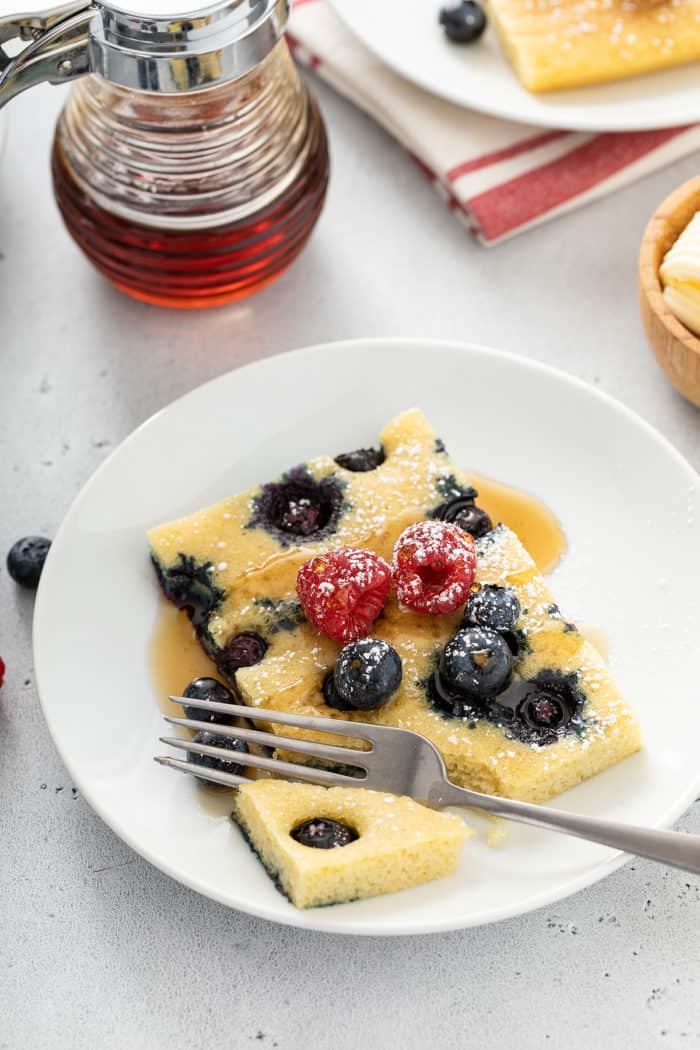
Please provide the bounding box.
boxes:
[51,41,329,309]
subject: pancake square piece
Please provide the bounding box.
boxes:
[487,0,700,92]
[232,780,470,908]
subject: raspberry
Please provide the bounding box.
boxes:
[0,657,4,688]
[392,520,476,615]
[297,548,391,644]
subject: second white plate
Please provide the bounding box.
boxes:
[330,0,700,132]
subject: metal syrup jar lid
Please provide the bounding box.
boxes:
[0,0,289,104]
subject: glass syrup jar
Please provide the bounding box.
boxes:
[0,0,329,307]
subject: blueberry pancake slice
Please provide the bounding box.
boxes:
[149,409,641,805]
[231,780,469,909]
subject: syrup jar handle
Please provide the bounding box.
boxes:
[0,2,93,107]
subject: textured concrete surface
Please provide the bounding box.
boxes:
[1,75,699,1050]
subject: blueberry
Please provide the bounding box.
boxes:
[516,681,578,739]
[451,503,493,538]
[439,1,487,43]
[464,585,521,633]
[291,817,358,849]
[322,671,355,712]
[334,639,402,710]
[7,536,51,589]
[182,677,237,725]
[433,495,493,538]
[439,627,512,701]
[527,695,564,727]
[251,468,344,543]
[154,553,223,628]
[217,632,267,678]
[498,672,582,743]
[334,446,385,472]
[187,730,248,784]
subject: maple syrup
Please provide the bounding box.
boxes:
[0,4,329,303]
[149,603,219,715]
[470,473,566,574]
[150,602,269,803]
[51,97,328,309]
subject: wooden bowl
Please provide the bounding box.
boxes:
[639,175,700,409]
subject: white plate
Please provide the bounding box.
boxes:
[33,339,700,935]
[330,0,700,132]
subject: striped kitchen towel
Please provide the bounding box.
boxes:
[287,0,700,244]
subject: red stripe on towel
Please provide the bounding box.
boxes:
[468,126,691,241]
[446,130,569,183]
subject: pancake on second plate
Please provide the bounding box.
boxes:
[487,0,700,92]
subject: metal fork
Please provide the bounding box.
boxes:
[156,695,700,875]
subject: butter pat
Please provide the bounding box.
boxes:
[660,212,700,338]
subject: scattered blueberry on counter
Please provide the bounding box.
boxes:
[333,638,403,710]
[439,1,487,43]
[6,536,51,588]
[291,817,358,849]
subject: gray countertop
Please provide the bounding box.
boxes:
[2,74,699,1050]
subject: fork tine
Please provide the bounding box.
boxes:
[155,755,251,788]
[160,736,367,787]
[169,695,374,739]
[163,715,369,767]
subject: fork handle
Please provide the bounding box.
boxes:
[433,783,700,875]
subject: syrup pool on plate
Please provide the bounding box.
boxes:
[149,603,220,717]
[468,473,566,574]
[150,605,253,809]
